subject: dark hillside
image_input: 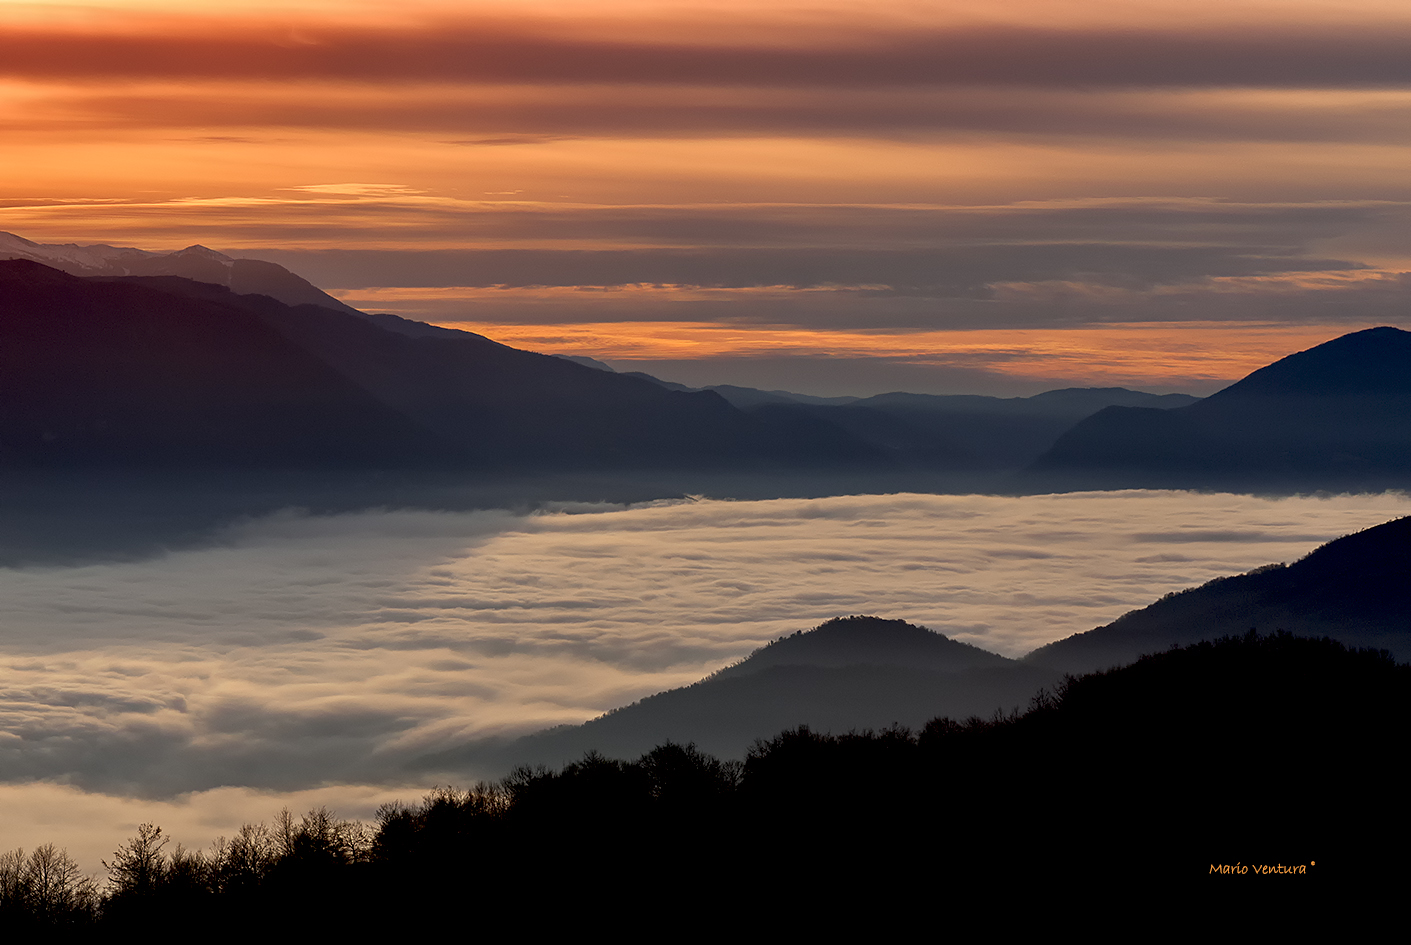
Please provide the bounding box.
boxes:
[1029,326,1411,489]
[136,275,883,472]
[1026,514,1411,673]
[0,261,889,474]
[17,632,1395,934]
[449,616,1057,768]
[729,386,1199,471]
[0,260,445,468]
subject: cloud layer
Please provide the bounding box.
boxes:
[2,492,1406,790]
[3,488,1407,870]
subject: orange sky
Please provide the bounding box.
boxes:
[5,1,1411,393]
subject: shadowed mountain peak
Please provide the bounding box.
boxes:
[436,616,1052,770]
[1201,325,1411,401]
[711,615,1011,679]
[1028,326,1411,488]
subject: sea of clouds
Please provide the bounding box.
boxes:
[2,489,1408,870]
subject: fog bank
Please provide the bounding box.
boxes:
[2,489,1406,869]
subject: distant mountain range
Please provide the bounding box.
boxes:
[0,234,1199,478]
[0,258,853,471]
[449,514,1410,771]
[6,231,1411,493]
[630,375,1200,472]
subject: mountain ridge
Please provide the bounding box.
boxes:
[1024,513,1411,673]
[1029,326,1411,488]
[439,514,1411,774]
[0,259,892,473]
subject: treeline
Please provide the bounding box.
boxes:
[4,632,1405,928]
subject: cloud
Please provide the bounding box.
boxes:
[248,244,1361,292]
[0,491,1407,804]
[8,21,1411,90]
[16,82,1411,147]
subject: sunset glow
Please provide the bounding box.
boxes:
[366,319,1347,393]
[5,3,1411,890]
[6,0,1411,391]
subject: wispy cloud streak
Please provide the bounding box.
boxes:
[8,22,1411,89]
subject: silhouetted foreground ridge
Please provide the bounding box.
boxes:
[5,632,1400,929]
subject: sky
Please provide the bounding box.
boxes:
[2,489,1408,870]
[6,0,1411,393]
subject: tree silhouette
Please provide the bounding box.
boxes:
[0,845,99,928]
[104,823,167,899]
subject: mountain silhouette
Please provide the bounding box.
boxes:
[709,614,1010,678]
[8,231,1410,492]
[1029,326,1411,488]
[441,515,1411,774]
[0,259,447,467]
[630,374,1201,471]
[0,260,888,472]
[1025,514,1411,673]
[440,616,1058,768]
[3,232,1225,481]
[0,231,467,340]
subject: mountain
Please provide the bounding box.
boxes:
[800,387,1200,470]
[442,616,1060,768]
[1025,514,1411,674]
[627,376,861,408]
[0,230,462,341]
[709,614,1010,678]
[624,369,1200,471]
[444,514,1411,773]
[1029,326,1411,489]
[3,232,1213,480]
[698,387,1199,471]
[0,260,891,473]
[0,259,447,467]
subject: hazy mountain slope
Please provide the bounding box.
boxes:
[463,514,1411,771]
[0,231,460,340]
[1025,515,1411,674]
[1029,326,1411,488]
[108,273,885,472]
[0,260,448,468]
[451,617,1059,767]
[493,662,1057,766]
[625,373,859,407]
[736,387,1200,470]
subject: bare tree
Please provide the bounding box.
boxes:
[0,845,99,926]
[104,823,168,897]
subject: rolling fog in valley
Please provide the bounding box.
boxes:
[2,488,1408,871]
